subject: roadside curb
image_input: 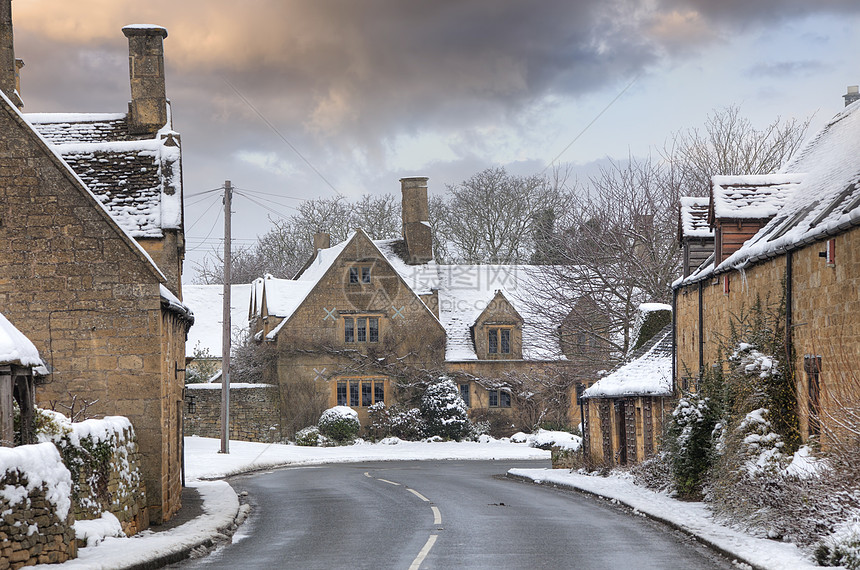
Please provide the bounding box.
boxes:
[505,472,771,570]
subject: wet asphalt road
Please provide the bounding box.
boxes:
[177,460,732,570]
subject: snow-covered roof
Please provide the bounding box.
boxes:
[25,108,182,239]
[679,197,713,239]
[183,284,253,358]
[583,325,673,398]
[710,174,804,221]
[257,231,564,361]
[0,312,42,367]
[718,100,860,273]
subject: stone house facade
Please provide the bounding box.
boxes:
[674,91,860,445]
[0,3,190,525]
[250,177,574,435]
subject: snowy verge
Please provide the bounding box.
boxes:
[186,436,550,481]
[508,468,817,570]
[34,481,239,569]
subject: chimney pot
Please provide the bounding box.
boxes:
[123,24,169,134]
[844,85,860,108]
[0,0,22,108]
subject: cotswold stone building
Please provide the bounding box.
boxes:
[674,90,860,444]
[0,2,190,525]
[250,177,574,435]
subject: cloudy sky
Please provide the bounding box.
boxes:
[9,0,860,277]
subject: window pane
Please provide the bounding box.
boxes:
[488,329,498,354]
[369,318,379,342]
[362,382,372,406]
[349,267,359,284]
[344,318,354,343]
[337,382,347,406]
[459,383,470,408]
[357,317,367,342]
[501,329,510,354]
[374,381,384,404]
[500,391,511,408]
[361,266,371,283]
[350,381,359,407]
[489,389,498,407]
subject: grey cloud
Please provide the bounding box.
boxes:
[745,60,830,79]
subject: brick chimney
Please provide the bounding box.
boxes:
[122,25,169,135]
[0,0,22,108]
[400,176,433,264]
[844,85,860,108]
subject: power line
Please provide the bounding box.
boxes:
[186,194,223,232]
[542,73,641,173]
[233,191,294,222]
[233,190,301,213]
[234,186,306,202]
[185,186,225,198]
[186,207,223,252]
[222,77,342,197]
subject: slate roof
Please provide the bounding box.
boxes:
[24,110,182,239]
[675,100,860,287]
[253,232,566,362]
[709,174,804,222]
[678,196,713,239]
[582,324,673,398]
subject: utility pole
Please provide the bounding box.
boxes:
[220,180,232,454]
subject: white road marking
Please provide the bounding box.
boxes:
[407,488,430,502]
[408,534,437,570]
[431,506,442,525]
[378,478,400,486]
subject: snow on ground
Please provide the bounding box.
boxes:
[35,481,238,569]
[185,436,550,481]
[508,468,818,570]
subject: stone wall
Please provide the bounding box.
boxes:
[185,384,282,443]
[0,443,76,568]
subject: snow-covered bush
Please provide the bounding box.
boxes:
[665,394,718,498]
[367,402,425,441]
[295,426,327,447]
[816,514,860,568]
[526,429,581,452]
[420,378,471,441]
[317,406,360,443]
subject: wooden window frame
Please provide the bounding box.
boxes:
[344,315,380,344]
[459,383,471,408]
[488,388,511,408]
[487,326,512,355]
[336,377,386,408]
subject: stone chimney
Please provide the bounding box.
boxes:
[844,85,860,108]
[313,232,331,252]
[0,0,22,108]
[400,176,433,264]
[122,25,169,135]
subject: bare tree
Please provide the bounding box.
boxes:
[194,194,402,284]
[440,167,570,264]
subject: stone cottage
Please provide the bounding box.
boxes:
[250,177,574,435]
[674,88,860,445]
[0,2,191,525]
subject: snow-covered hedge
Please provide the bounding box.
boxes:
[420,378,471,441]
[36,409,146,535]
[317,406,361,443]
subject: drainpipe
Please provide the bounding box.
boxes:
[698,280,704,383]
[785,252,793,365]
[672,287,677,394]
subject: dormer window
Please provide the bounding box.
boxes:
[348,266,372,284]
[488,327,511,354]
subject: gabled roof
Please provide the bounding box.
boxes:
[252,232,566,361]
[582,325,672,398]
[679,196,713,240]
[709,174,804,224]
[719,101,860,271]
[0,312,42,367]
[25,108,182,239]
[0,90,166,284]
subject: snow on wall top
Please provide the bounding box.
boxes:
[711,174,804,221]
[183,284,253,358]
[718,100,860,272]
[0,312,42,367]
[24,110,182,239]
[679,197,713,239]
[583,325,673,398]
[0,442,72,520]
